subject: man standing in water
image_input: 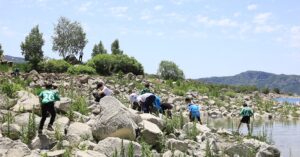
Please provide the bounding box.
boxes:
[237,103,254,134]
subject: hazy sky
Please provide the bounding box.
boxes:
[0,0,300,78]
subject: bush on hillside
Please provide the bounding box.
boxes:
[87,54,143,76]
[157,60,184,81]
[68,65,96,75]
[38,59,71,73]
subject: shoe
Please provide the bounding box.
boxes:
[38,129,43,134]
[47,125,54,131]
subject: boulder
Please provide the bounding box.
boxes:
[0,137,31,157]
[30,134,55,150]
[14,112,41,129]
[1,123,21,140]
[54,116,70,134]
[76,150,107,157]
[139,120,163,146]
[79,140,97,150]
[166,139,188,152]
[140,113,164,130]
[46,150,66,157]
[225,144,256,157]
[55,97,72,113]
[91,96,141,141]
[68,122,93,141]
[93,137,142,157]
[163,150,173,157]
[256,146,280,157]
[79,75,90,84]
[12,91,40,112]
[208,110,222,118]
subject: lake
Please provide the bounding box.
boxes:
[274,97,300,105]
[206,117,300,157]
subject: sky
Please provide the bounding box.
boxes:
[0,0,300,78]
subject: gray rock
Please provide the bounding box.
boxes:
[139,120,163,146]
[68,122,93,141]
[76,150,107,157]
[55,97,72,113]
[12,91,40,112]
[140,113,164,130]
[93,137,142,157]
[256,146,280,157]
[14,112,41,129]
[0,137,31,157]
[91,96,141,141]
[163,150,172,157]
[166,139,188,152]
[30,134,55,150]
[1,123,21,140]
[79,140,97,150]
[46,150,66,157]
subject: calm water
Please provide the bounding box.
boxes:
[274,97,300,105]
[207,117,300,157]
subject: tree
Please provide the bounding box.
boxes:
[157,60,185,80]
[20,25,44,69]
[92,41,107,57]
[0,44,4,61]
[52,17,88,59]
[111,39,123,55]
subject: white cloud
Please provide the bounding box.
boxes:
[78,1,92,12]
[253,12,272,24]
[234,12,241,17]
[109,6,131,19]
[140,15,152,20]
[290,26,300,48]
[1,26,16,37]
[254,25,277,33]
[154,5,163,11]
[247,4,257,11]
[165,13,186,22]
[196,15,238,27]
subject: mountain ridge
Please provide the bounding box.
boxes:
[198,70,300,94]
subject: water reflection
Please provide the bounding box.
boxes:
[206,116,300,157]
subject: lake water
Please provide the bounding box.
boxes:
[206,117,300,157]
[274,97,300,105]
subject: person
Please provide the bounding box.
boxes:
[79,51,83,62]
[186,97,202,125]
[153,95,173,118]
[237,103,254,134]
[140,82,151,95]
[93,81,112,102]
[11,68,20,77]
[137,93,156,113]
[129,93,141,111]
[38,82,60,134]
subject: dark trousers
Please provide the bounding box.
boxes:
[93,93,105,102]
[39,102,56,130]
[161,103,173,118]
[132,102,141,111]
[143,95,156,113]
[79,55,83,62]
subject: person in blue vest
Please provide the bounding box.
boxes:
[153,95,173,118]
[185,97,202,125]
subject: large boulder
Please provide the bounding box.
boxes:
[54,97,72,113]
[30,134,56,150]
[225,143,256,157]
[93,137,142,157]
[68,122,93,141]
[75,150,107,157]
[12,91,40,112]
[54,116,70,134]
[91,96,141,141]
[1,123,21,140]
[139,120,163,146]
[256,146,280,157]
[0,137,31,157]
[166,139,189,152]
[14,112,41,129]
[140,113,164,130]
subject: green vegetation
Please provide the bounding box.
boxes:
[92,40,107,57]
[71,95,89,115]
[20,25,44,70]
[111,39,123,55]
[67,65,96,75]
[0,78,23,98]
[157,60,184,81]
[141,141,153,157]
[186,121,200,141]
[87,54,144,76]
[0,43,4,60]
[38,59,71,73]
[20,111,37,144]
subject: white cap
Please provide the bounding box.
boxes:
[129,93,138,104]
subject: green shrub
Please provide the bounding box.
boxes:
[87,54,144,76]
[71,96,89,115]
[67,65,96,75]
[0,79,22,98]
[0,64,10,72]
[39,59,71,73]
[157,60,184,81]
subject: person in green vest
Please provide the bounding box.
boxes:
[38,82,60,134]
[237,103,254,134]
[140,82,151,95]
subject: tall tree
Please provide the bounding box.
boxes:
[111,39,123,55]
[0,44,4,61]
[20,25,44,69]
[92,41,107,57]
[52,17,88,59]
[157,60,185,80]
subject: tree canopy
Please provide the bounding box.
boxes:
[20,25,44,69]
[92,41,107,57]
[157,60,185,80]
[52,17,88,59]
[111,39,123,55]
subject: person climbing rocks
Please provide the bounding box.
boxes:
[237,103,254,134]
[137,93,156,113]
[38,82,60,134]
[93,81,112,102]
[153,95,173,118]
[140,82,151,95]
[129,93,141,111]
[186,97,203,125]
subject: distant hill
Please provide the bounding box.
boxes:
[4,55,26,63]
[198,71,300,94]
